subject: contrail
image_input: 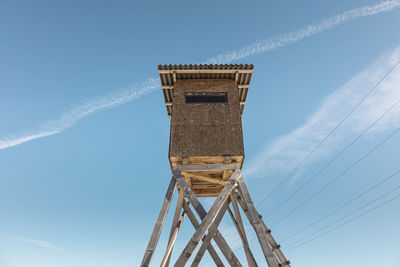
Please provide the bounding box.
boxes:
[0,78,158,150]
[206,0,400,64]
[1,0,399,150]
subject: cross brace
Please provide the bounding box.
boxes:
[140,165,290,266]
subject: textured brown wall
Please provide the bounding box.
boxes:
[169,79,244,158]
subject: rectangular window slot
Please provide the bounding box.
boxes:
[185,92,227,105]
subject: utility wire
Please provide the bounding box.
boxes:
[286,191,400,252]
[285,182,400,249]
[217,60,400,247]
[280,168,400,243]
[265,96,400,219]
[256,60,400,209]
[270,124,400,228]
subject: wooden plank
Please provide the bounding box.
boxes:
[174,169,242,266]
[182,201,224,267]
[160,210,185,267]
[176,163,239,171]
[140,177,177,267]
[230,193,258,267]
[237,178,279,267]
[161,85,174,89]
[174,170,241,266]
[182,172,227,186]
[161,190,185,267]
[191,200,230,267]
[259,217,291,267]
[238,84,250,89]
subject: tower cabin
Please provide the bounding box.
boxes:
[158,64,253,197]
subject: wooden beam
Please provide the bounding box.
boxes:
[174,169,242,266]
[237,178,279,267]
[191,200,230,267]
[182,201,225,267]
[182,172,227,186]
[174,170,242,266]
[165,102,173,106]
[161,190,185,267]
[230,193,258,267]
[176,163,239,171]
[236,193,290,266]
[140,177,177,267]
[161,85,174,89]
[238,84,250,89]
[160,210,185,267]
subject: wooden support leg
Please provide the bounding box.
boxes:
[161,210,185,267]
[191,200,230,267]
[161,190,185,267]
[236,178,279,267]
[235,192,291,267]
[182,201,225,267]
[174,169,242,267]
[229,192,258,267]
[141,177,177,267]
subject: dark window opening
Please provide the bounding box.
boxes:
[185,92,227,105]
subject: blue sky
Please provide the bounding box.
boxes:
[1,0,400,266]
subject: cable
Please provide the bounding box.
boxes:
[280,168,400,243]
[218,59,400,251]
[256,59,400,209]
[286,191,400,252]
[270,125,400,228]
[265,97,400,219]
[285,182,400,249]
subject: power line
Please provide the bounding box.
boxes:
[270,124,400,228]
[256,59,400,209]
[286,190,400,252]
[280,168,400,243]
[265,97,400,219]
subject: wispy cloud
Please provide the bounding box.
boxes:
[0,78,158,150]
[206,0,400,64]
[244,45,400,177]
[9,235,73,255]
[1,1,399,150]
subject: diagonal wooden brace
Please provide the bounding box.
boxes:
[174,168,243,267]
[191,199,230,267]
[182,201,225,266]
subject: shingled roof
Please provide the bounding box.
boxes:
[158,64,254,117]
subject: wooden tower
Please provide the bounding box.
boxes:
[141,64,290,267]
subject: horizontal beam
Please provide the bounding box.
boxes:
[238,84,250,89]
[161,85,174,89]
[176,163,239,171]
[181,172,227,186]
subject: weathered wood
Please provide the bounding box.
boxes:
[259,216,291,267]
[160,210,185,267]
[182,201,225,267]
[161,190,185,267]
[176,163,239,172]
[237,178,279,267]
[235,192,290,266]
[141,177,177,267]
[174,169,241,266]
[174,169,242,266]
[191,200,230,267]
[182,172,227,186]
[230,193,258,267]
